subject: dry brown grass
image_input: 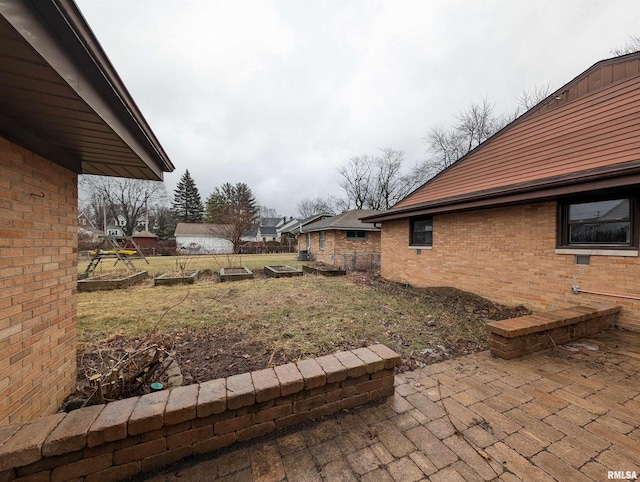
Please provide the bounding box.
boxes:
[79,253,304,278]
[77,271,527,367]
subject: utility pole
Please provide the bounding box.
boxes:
[144,191,149,231]
[103,197,107,235]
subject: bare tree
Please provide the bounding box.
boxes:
[423,125,466,173]
[296,196,347,218]
[205,182,259,253]
[338,154,374,209]
[260,206,280,218]
[454,97,500,154]
[423,99,500,174]
[496,83,554,125]
[611,35,640,56]
[338,148,423,210]
[79,175,168,237]
[515,83,552,112]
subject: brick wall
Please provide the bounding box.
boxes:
[486,303,620,359]
[303,230,381,269]
[0,136,78,425]
[0,345,400,482]
[381,202,640,332]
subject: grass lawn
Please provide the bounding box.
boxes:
[77,259,528,390]
[79,252,304,278]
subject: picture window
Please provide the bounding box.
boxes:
[558,194,636,249]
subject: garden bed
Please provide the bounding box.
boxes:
[77,270,148,292]
[302,263,346,276]
[154,269,201,286]
[264,265,303,278]
[220,266,254,282]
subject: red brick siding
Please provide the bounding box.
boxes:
[381,202,640,332]
[0,136,78,425]
[301,230,380,268]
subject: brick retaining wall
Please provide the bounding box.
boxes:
[486,303,620,359]
[0,345,401,482]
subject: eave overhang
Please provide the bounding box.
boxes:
[0,0,174,180]
[301,225,381,233]
[362,161,640,223]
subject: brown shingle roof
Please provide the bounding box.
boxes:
[174,223,231,237]
[368,53,640,221]
[303,210,380,232]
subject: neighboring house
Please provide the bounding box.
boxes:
[257,225,278,242]
[174,223,234,254]
[78,211,98,230]
[78,212,102,241]
[277,217,300,238]
[106,220,124,237]
[301,210,381,269]
[238,218,300,253]
[288,213,334,246]
[242,217,293,242]
[241,226,258,243]
[278,217,301,250]
[364,52,640,332]
[257,217,283,242]
[105,214,154,237]
[0,2,174,424]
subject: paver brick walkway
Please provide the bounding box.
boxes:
[139,329,640,481]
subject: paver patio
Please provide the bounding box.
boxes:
[138,329,640,481]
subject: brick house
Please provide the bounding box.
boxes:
[0,2,174,424]
[364,52,640,332]
[300,210,381,269]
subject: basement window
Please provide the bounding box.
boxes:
[409,216,433,247]
[558,194,637,250]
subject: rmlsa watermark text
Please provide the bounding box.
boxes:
[608,471,638,480]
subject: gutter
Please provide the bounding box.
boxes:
[363,166,640,223]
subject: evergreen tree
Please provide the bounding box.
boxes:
[151,206,178,240]
[205,182,259,252]
[172,170,204,223]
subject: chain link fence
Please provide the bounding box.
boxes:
[312,251,381,272]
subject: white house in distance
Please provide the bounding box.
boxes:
[174,223,233,254]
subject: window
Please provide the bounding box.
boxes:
[558,194,636,248]
[319,231,325,250]
[346,231,367,240]
[410,216,433,246]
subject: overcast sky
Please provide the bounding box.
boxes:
[76,0,639,217]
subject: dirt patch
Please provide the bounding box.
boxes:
[77,328,292,392]
[71,272,528,407]
[158,270,198,277]
[222,268,250,274]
